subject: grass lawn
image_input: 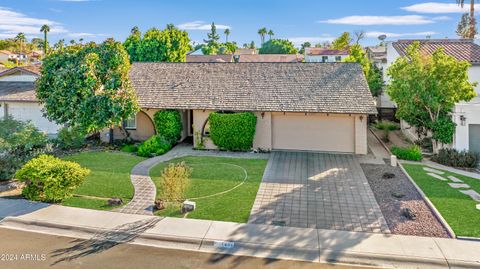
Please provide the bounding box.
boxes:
[61,151,145,211]
[403,164,480,238]
[150,156,268,223]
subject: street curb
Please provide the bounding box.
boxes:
[369,128,456,239]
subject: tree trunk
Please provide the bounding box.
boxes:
[470,0,476,39]
[109,127,114,144]
[432,139,439,154]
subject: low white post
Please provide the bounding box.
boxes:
[390,155,397,167]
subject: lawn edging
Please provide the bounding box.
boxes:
[397,162,456,238]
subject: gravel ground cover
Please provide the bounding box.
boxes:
[361,163,450,238]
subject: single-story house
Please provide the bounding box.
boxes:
[304,48,349,63]
[0,65,41,82]
[103,62,376,154]
[382,39,480,154]
[0,81,61,135]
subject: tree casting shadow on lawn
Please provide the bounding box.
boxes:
[50,218,161,265]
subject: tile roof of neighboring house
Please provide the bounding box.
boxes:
[0,65,41,77]
[234,48,256,55]
[0,82,37,102]
[129,62,376,114]
[0,50,14,55]
[186,55,233,63]
[305,48,349,56]
[392,39,480,64]
[238,54,304,62]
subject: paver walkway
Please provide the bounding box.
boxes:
[118,144,269,215]
[249,151,390,233]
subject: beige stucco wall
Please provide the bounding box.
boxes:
[354,115,368,155]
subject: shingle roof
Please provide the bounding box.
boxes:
[306,48,349,56]
[130,62,377,114]
[0,82,37,102]
[392,39,480,64]
[186,55,233,63]
[238,54,304,62]
[0,65,42,77]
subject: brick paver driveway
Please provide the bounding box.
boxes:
[248,151,390,233]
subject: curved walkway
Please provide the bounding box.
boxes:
[118,143,270,215]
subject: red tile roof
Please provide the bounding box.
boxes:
[306,48,349,56]
[238,54,303,63]
[392,39,480,64]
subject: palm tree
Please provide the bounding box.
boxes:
[258,27,267,45]
[457,0,477,38]
[268,29,274,40]
[40,24,50,55]
[224,28,230,43]
[79,38,84,44]
[15,32,26,54]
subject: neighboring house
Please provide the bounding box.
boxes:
[366,45,387,69]
[102,62,376,154]
[186,55,233,62]
[0,50,14,62]
[383,39,480,153]
[0,81,61,135]
[0,65,41,82]
[304,48,349,63]
[234,48,256,55]
[236,54,303,62]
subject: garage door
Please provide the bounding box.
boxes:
[272,114,355,153]
[8,102,60,134]
[469,124,480,154]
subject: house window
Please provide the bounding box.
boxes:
[322,56,328,62]
[124,115,136,130]
[335,56,342,62]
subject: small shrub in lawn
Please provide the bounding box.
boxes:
[153,110,183,144]
[431,149,479,168]
[209,112,257,151]
[137,135,172,157]
[55,126,86,149]
[391,145,422,161]
[159,162,192,202]
[15,155,90,203]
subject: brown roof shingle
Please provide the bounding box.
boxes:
[392,39,480,64]
[130,62,376,114]
[0,82,37,102]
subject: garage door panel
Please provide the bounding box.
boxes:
[272,115,354,153]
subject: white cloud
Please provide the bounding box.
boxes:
[401,2,479,14]
[67,32,109,38]
[432,16,452,21]
[0,6,67,35]
[318,15,434,25]
[178,21,230,30]
[365,31,438,38]
[287,37,334,46]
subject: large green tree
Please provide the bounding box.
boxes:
[258,27,267,45]
[259,39,297,54]
[331,32,352,50]
[135,24,191,62]
[344,44,384,97]
[40,24,50,55]
[387,42,477,152]
[36,39,139,135]
[15,33,26,54]
[124,26,142,62]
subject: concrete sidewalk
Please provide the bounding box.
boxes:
[1,201,479,268]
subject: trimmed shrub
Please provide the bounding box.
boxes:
[159,161,192,201]
[153,110,183,144]
[15,155,90,202]
[209,112,257,151]
[55,126,86,149]
[431,149,479,168]
[121,144,138,153]
[137,135,172,157]
[391,145,423,161]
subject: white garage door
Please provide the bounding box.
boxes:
[272,114,355,153]
[8,102,60,135]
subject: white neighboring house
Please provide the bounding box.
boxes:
[382,39,480,154]
[0,66,61,136]
[0,66,41,82]
[0,50,15,62]
[304,48,349,63]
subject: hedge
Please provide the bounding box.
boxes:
[391,145,423,161]
[431,148,479,168]
[208,112,257,151]
[153,110,182,144]
[15,155,90,202]
[137,135,172,157]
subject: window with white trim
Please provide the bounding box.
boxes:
[124,115,136,130]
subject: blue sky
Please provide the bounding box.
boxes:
[0,0,478,46]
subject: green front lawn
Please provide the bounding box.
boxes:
[150,156,268,223]
[61,151,145,210]
[403,164,480,238]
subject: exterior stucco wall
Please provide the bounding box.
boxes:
[100,109,159,142]
[354,115,368,155]
[304,55,347,63]
[2,101,61,135]
[453,102,480,151]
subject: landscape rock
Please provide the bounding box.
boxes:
[390,191,405,198]
[108,198,123,206]
[182,200,196,213]
[402,208,416,220]
[382,172,395,179]
[154,199,165,210]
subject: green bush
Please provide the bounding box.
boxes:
[153,110,183,144]
[209,112,257,151]
[55,126,86,149]
[431,149,479,168]
[0,116,49,181]
[121,144,138,153]
[391,145,423,161]
[15,155,90,202]
[373,120,399,131]
[159,161,192,201]
[137,135,172,157]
